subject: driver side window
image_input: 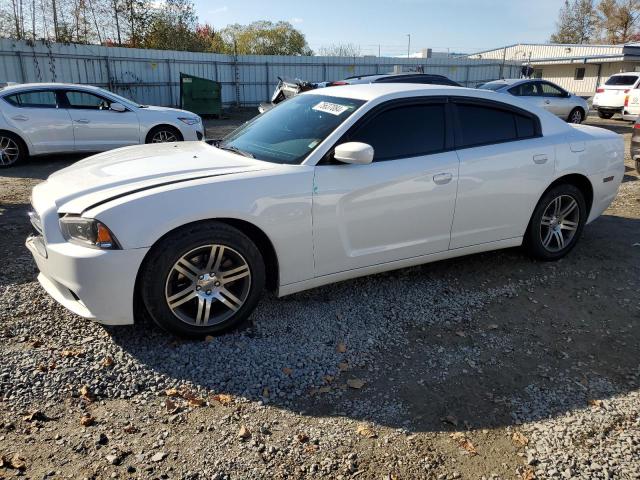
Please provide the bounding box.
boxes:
[347,103,446,161]
[64,91,112,110]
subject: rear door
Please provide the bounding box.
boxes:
[312,99,459,275]
[508,81,545,110]
[61,89,140,152]
[1,89,74,154]
[450,98,555,248]
[537,81,572,117]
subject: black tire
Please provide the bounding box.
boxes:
[598,110,614,119]
[567,107,584,124]
[145,125,183,144]
[0,131,27,168]
[525,184,587,261]
[139,221,265,338]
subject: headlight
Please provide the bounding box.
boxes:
[59,215,120,249]
[178,117,201,125]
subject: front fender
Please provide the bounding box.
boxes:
[85,167,315,286]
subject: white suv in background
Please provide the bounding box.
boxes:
[593,72,640,119]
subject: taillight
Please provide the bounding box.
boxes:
[330,81,349,86]
[596,88,604,93]
[634,123,640,129]
[625,95,630,106]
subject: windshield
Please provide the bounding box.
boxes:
[220,94,365,164]
[98,88,143,108]
[605,75,639,86]
[478,82,507,91]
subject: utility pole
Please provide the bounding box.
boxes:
[407,34,411,58]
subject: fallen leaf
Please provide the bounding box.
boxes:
[520,467,536,480]
[22,410,48,422]
[123,425,138,434]
[238,425,251,439]
[512,431,529,446]
[212,393,233,406]
[442,415,459,427]
[0,454,26,471]
[336,342,347,353]
[303,444,318,454]
[338,362,349,371]
[450,432,478,456]
[487,324,499,330]
[101,356,114,368]
[79,414,94,427]
[356,424,377,438]
[187,397,205,407]
[347,378,366,389]
[165,388,181,397]
[61,348,84,358]
[455,331,466,337]
[262,387,270,398]
[589,399,604,408]
[323,375,334,384]
[164,398,179,414]
[296,432,309,443]
[79,385,94,402]
[317,386,331,394]
[282,367,293,376]
[204,335,215,342]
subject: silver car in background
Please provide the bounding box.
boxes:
[0,83,204,167]
[479,79,589,124]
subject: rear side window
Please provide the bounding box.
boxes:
[348,104,446,161]
[456,103,538,147]
[605,75,639,86]
[4,90,57,108]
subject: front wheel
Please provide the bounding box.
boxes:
[146,125,183,144]
[525,184,587,261]
[139,222,265,337]
[568,108,584,124]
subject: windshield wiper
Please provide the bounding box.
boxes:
[217,144,255,158]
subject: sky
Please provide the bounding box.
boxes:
[194,0,563,56]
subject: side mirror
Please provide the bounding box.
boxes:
[333,142,374,165]
[110,102,126,112]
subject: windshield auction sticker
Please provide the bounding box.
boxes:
[312,101,350,116]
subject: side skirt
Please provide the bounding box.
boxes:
[277,237,523,297]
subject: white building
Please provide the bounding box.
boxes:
[468,43,640,96]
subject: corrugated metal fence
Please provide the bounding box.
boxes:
[0,39,521,107]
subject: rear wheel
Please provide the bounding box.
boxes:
[598,110,614,119]
[0,132,26,168]
[146,125,183,144]
[568,107,584,124]
[140,222,265,337]
[525,184,586,261]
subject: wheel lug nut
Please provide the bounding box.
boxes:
[198,275,204,280]
[214,281,220,287]
[206,290,211,295]
[196,286,201,291]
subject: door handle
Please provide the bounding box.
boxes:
[433,172,453,185]
[533,154,548,164]
[11,115,28,121]
[75,119,90,124]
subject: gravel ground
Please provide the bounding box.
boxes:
[0,111,638,479]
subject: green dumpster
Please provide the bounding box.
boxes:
[179,73,222,117]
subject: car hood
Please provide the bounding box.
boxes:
[35,142,274,214]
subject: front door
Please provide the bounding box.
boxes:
[61,89,140,152]
[312,100,459,276]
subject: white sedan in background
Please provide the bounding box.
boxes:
[479,79,590,124]
[27,84,623,337]
[0,83,204,167]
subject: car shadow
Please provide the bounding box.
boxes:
[106,213,640,432]
[1,154,86,180]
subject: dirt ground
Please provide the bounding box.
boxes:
[0,111,638,480]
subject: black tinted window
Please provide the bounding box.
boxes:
[349,104,445,160]
[605,75,639,86]
[4,90,57,108]
[457,104,517,147]
[515,114,535,138]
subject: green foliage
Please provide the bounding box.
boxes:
[214,21,313,56]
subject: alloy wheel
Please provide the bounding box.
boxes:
[151,130,178,143]
[539,194,580,253]
[0,136,20,166]
[570,110,583,124]
[165,244,251,326]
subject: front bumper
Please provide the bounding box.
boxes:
[26,235,149,325]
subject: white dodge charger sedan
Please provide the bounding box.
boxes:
[0,83,204,167]
[27,84,624,337]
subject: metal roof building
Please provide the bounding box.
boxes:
[468,43,640,96]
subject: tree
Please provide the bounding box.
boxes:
[317,43,361,57]
[550,0,598,43]
[598,0,640,43]
[217,21,312,55]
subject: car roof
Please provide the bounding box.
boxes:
[0,83,103,94]
[345,72,448,80]
[304,83,467,101]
